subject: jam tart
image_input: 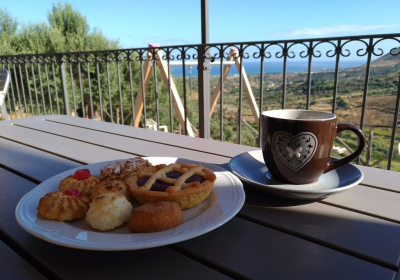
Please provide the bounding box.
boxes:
[125,163,216,209]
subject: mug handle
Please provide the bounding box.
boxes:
[324,123,366,173]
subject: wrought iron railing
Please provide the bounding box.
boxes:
[0,33,399,169]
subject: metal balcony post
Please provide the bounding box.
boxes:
[59,57,70,115]
[198,0,210,139]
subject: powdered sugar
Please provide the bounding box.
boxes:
[100,157,152,180]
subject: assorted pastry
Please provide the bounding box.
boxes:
[37,189,90,221]
[90,179,131,201]
[58,169,100,198]
[100,157,152,180]
[86,192,133,231]
[129,201,183,233]
[36,157,216,233]
[125,163,216,209]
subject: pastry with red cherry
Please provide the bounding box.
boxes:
[59,169,100,198]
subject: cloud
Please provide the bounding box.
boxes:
[266,24,400,37]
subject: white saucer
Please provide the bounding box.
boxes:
[228,150,363,200]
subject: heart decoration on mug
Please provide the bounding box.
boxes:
[272,132,318,171]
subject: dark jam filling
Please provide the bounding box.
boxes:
[138,171,204,192]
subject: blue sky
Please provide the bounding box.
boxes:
[2,0,399,47]
[2,0,399,55]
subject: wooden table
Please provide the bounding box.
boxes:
[1,115,399,280]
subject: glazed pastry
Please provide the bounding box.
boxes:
[125,163,216,209]
[59,169,100,198]
[129,201,183,233]
[85,192,133,231]
[37,189,90,221]
[90,180,131,201]
[100,157,152,180]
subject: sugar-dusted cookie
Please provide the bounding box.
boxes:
[100,157,152,181]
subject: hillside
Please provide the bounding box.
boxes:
[205,48,400,170]
[371,47,400,67]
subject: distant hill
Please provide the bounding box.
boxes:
[371,47,400,67]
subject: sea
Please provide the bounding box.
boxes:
[169,60,364,77]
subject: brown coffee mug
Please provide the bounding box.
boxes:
[261,110,366,184]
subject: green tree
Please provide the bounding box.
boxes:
[0,8,19,55]
[0,4,126,121]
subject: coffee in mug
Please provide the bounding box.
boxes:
[261,110,366,184]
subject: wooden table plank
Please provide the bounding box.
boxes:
[0,241,47,280]
[0,138,80,182]
[173,217,395,280]
[2,116,398,279]
[7,117,400,189]
[322,185,400,223]
[358,166,400,192]
[46,116,400,190]
[15,119,230,164]
[0,125,134,164]
[0,115,64,126]
[3,146,397,271]
[38,116,400,190]
[3,151,396,280]
[3,165,393,280]
[240,185,400,268]
[46,115,258,157]
[3,117,400,270]
[0,168,230,280]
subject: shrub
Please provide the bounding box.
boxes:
[336,97,349,109]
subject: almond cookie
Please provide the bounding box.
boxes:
[37,189,90,221]
[90,180,131,201]
[129,201,183,233]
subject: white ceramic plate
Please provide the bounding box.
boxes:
[229,150,363,200]
[16,157,245,251]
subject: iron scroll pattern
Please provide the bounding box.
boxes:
[1,34,399,65]
[199,38,400,64]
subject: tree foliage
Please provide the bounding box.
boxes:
[0,3,256,145]
[0,3,119,55]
